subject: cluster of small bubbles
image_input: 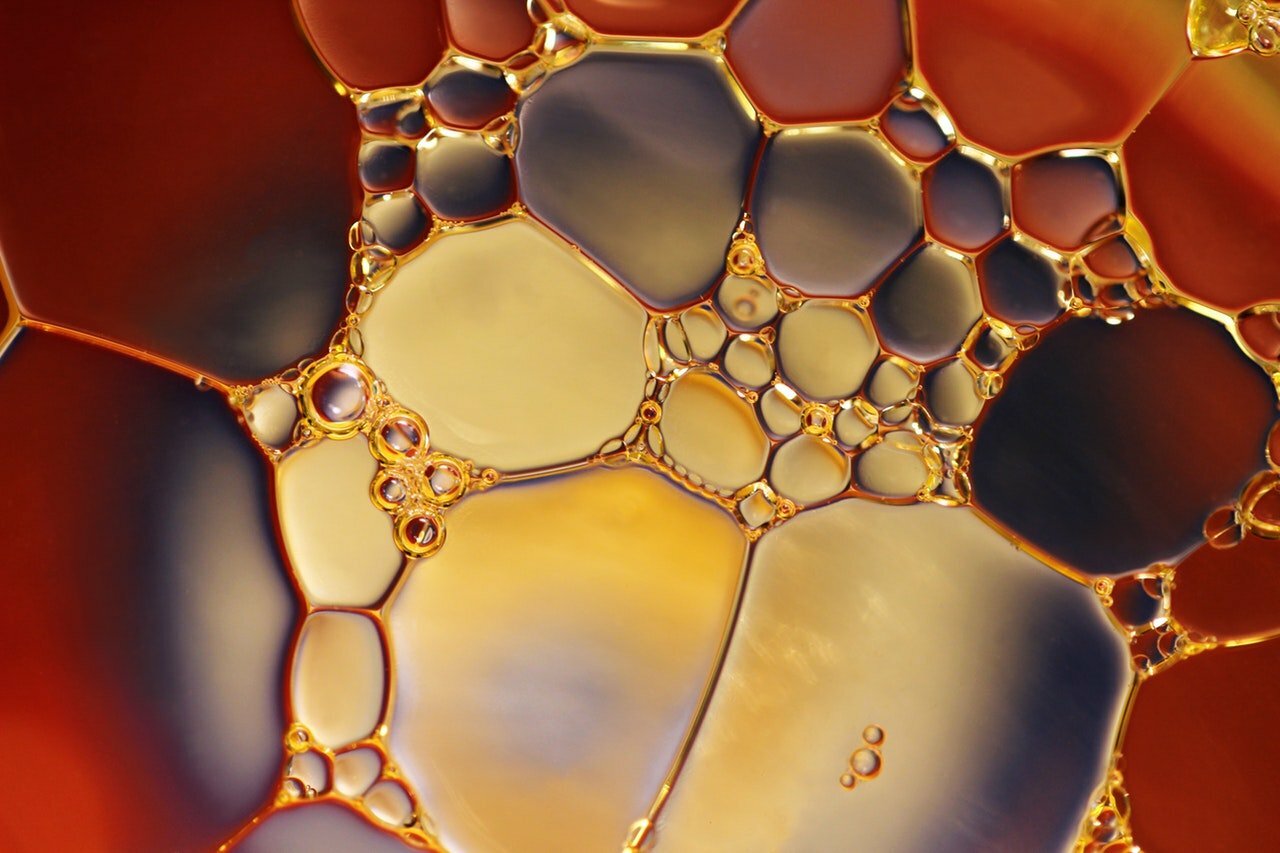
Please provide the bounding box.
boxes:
[1238,0,1280,54]
[839,724,886,790]
[1077,769,1136,853]
[274,348,488,560]
[1095,568,1198,675]
[1201,452,1280,552]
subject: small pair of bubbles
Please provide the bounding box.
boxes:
[839,724,886,791]
[279,724,435,845]
[293,349,495,560]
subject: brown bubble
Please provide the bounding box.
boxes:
[913,0,1186,155]
[296,0,446,89]
[567,0,738,37]
[1123,640,1280,849]
[1123,56,1280,312]
[1011,154,1122,252]
[1172,534,1280,642]
[441,0,534,62]
[726,0,906,123]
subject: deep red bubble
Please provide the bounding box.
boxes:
[566,0,737,37]
[1123,640,1280,849]
[442,0,535,61]
[1011,155,1122,251]
[1123,56,1280,312]
[0,0,357,382]
[1172,534,1280,643]
[1085,236,1142,280]
[726,0,905,124]
[913,0,1186,155]
[296,0,447,89]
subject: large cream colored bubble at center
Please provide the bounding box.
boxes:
[360,219,649,472]
[387,466,746,853]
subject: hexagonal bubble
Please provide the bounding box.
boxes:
[1011,152,1123,251]
[873,244,982,363]
[388,466,746,853]
[753,128,920,297]
[516,48,759,308]
[776,300,879,400]
[770,434,851,505]
[663,369,770,492]
[426,62,515,130]
[291,612,386,750]
[656,500,1129,852]
[923,149,1006,252]
[978,237,1066,327]
[726,0,907,124]
[414,129,514,220]
[359,218,648,472]
[276,436,402,607]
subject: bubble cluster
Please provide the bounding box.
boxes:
[62,1,1273,851]
[839,725,887,790]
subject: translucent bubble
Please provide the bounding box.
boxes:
[424,456,466,504]
[862,725,884,745]
[305,361,373,434]
[243,384,297,449]
[717,275,778,329]
[373,474,408,510]
[395,511,445,558]
[373,411,428,462]
[850,747,881,778]
[334,747,383,798]
[365,779,414,826]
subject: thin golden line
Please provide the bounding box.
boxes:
[630,538,757,848]
[18,318,232,393]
